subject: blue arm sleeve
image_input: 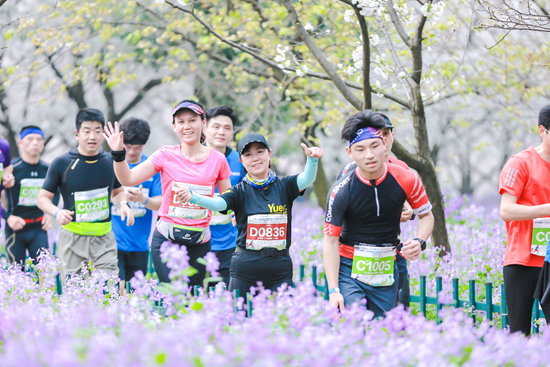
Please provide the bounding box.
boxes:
[297,157,319,191]
[190,192,228,212]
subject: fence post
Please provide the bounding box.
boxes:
[233,289,240,313]
[452,278,459,308]
[300,264,305,282]
[323,275,329,301]
[501,283,508,329]
[436,276,442,324]
[193,286,200,297]
[55,274,62,296]
[312,265,318,288]
[469,279,476,325]
[485,282,493,322]
[533,299,541,335]
[247,292,253,318]
[420,275,427,315]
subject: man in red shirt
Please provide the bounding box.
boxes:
[499,104,550,335]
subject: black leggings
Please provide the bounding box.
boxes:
[151,228,210,286]
[5,224,48,267]
[503,265,544,335]
[228,251,293,297]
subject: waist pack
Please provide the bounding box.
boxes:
[157,219,210,246]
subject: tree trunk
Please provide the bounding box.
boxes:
[414,159,451,255]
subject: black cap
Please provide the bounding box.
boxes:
[378,113,394,130]
[237,133,270,155]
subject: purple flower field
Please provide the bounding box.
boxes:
[1,198,548,366]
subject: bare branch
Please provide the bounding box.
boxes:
[0,0,8,8]
[385,0,413,47]
[114,78,163,121]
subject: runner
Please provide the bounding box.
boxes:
[111,118,162,295]
[204,105,244,285]
[500,104,550,335]
[323,110,434,317]
[103,99,232,286]
[37,108,135,282]
[2,126,57,266]
[0,137,16,220]
[175,133,323,296]
[337,113,414,307]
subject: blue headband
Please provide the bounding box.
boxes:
[20,128,44,140]
[348,127,383,147]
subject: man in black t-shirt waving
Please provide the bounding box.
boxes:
[323,110,434,317]
[2,126,58,266]
[38,109,134,282]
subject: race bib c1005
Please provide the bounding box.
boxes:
[351,245,395,287]
[75,187,110,223]
[18,178,44,206]
[246,214,287,250]
[168,182,212,220]
[531,218,550,257]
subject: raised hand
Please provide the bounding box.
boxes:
[301,143,323,159]
[103,121,124,152]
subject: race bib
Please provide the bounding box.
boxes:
[351,245,395,287]
[246,214,287,250]
[531,218,550,256]
[210,193,232,225]
[18,178,44,206]
[168,182,211,220]
[112,188,149,218]
[75,187,110,223]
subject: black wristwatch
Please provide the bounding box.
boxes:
[414,238,427,251]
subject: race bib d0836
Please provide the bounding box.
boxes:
[18,178,45,206]
[351,245,395,287]
[75,187,110,223]
[168,182,211,220]
[531,218,550,256]
[246,214,287,250]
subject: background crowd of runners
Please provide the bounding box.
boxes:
[2,101,550,335]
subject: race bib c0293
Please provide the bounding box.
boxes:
[18,178,45,206]
[168,182,211,220]
[75,187,110,223]
[351,245,395,287]
[531,218,550,256]
[246,214,287,250]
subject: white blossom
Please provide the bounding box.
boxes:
[433,92,440,102]
[375,80,381,89]
[345,66,357,76]
[337,63,343,69]
[154,0,164,3]
[304,23,314,31]
[296,69,305,77]
[369,34,379,46]
[344,10,355,23]
[177,0,186,5]
[391,83,397,90]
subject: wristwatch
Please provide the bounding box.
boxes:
[414,238,427,251]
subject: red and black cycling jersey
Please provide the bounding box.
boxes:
[324,163,432,259]
[337,157,409,180]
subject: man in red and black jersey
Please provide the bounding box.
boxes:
[323,110,434,317]
[337,114,414,307]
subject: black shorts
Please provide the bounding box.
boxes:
[228,248,293,297]
[117,249,149,281]
[5,223,48,267]
[212,247,235,285]
[504,264,542,335]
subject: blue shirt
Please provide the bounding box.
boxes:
[210,147,243,251]
[111,154,162,252]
